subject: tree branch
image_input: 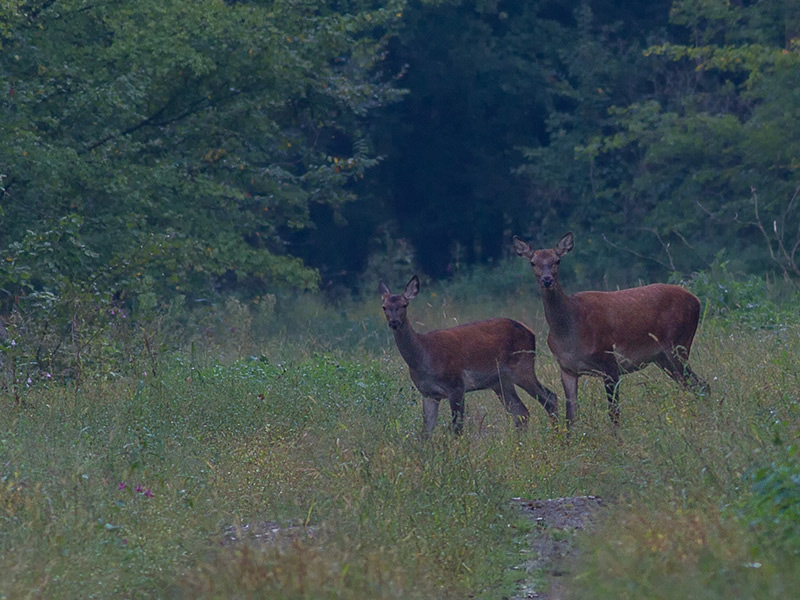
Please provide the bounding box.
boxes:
[601,230,674,271]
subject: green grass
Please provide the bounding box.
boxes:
[1,272,799,598]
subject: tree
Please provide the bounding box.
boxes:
[375,0,672,278]
[373,0,564,277]
[0,0,405,314]
[515,0,800,284]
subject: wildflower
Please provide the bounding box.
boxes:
[119,482,126,490]
[136,485,143,493]
[143,488,154,498]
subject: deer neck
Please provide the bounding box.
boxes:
[541,283,578,340]
[392,320,428,370]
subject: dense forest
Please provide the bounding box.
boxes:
[1,0,798,311]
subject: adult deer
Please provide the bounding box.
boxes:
[513,232,708,427]
[380,275,558,435]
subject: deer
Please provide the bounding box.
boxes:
[379,275,558,436]
[513,232,709,428]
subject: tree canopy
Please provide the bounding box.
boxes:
[1,0,404,313]
[1,0,799,317]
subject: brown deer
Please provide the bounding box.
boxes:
[513,232,709,427]
[379,275,558,435]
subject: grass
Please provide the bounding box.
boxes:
[1,270,799,598]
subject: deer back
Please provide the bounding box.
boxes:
[416,317,537,377]
[564,283,700,365]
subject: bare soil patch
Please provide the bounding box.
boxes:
[509,495,606,600]
[222,520,318,548]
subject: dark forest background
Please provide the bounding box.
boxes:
[2,0,799,313]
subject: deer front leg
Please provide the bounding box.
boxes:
[422,397,440,436]
[448,391,466,435]
[604,377,621,426]
[560,370,579,429]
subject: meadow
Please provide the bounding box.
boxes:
[1,263,799,599]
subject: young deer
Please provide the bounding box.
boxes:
[380,275,557,435]
[513,232,708,427]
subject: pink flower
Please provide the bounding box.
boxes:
[135,485,143,493]
[119,482,126,490]
[143,488,153,498]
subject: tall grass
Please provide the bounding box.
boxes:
[1,264,798,598]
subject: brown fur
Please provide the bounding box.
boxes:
[380,276,557,435]
[514,232,708,427]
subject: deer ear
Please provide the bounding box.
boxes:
[379,280,391,297]
[404,275,420,300]
[512,235,533,258]
[556,232,574,256]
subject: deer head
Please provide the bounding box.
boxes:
[379,275,420,330]
[513,232,574,289]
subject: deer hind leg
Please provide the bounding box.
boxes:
[604,376,621,426]
[685,365,710,397]
[511,367,558,424]
[657,348,710,397]
[493,377,530,428]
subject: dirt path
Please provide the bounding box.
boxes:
[509,495,605,600]
[220,496,605,599]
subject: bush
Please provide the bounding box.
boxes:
[681,257,799,329]
[744,444,800,556]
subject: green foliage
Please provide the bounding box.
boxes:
[0,0,410,388]
[188,353,401,435]
[0,0,405,309]
[4,0,800,308]
[681,256,800,329]
[0,215,134,390]
[513,0,800,285]
[376,0,573,276]
[745,444,800,556]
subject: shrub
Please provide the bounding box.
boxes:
[680,257,799,329]
[744,444,800,556]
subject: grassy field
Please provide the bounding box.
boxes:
[1,269,799,599]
